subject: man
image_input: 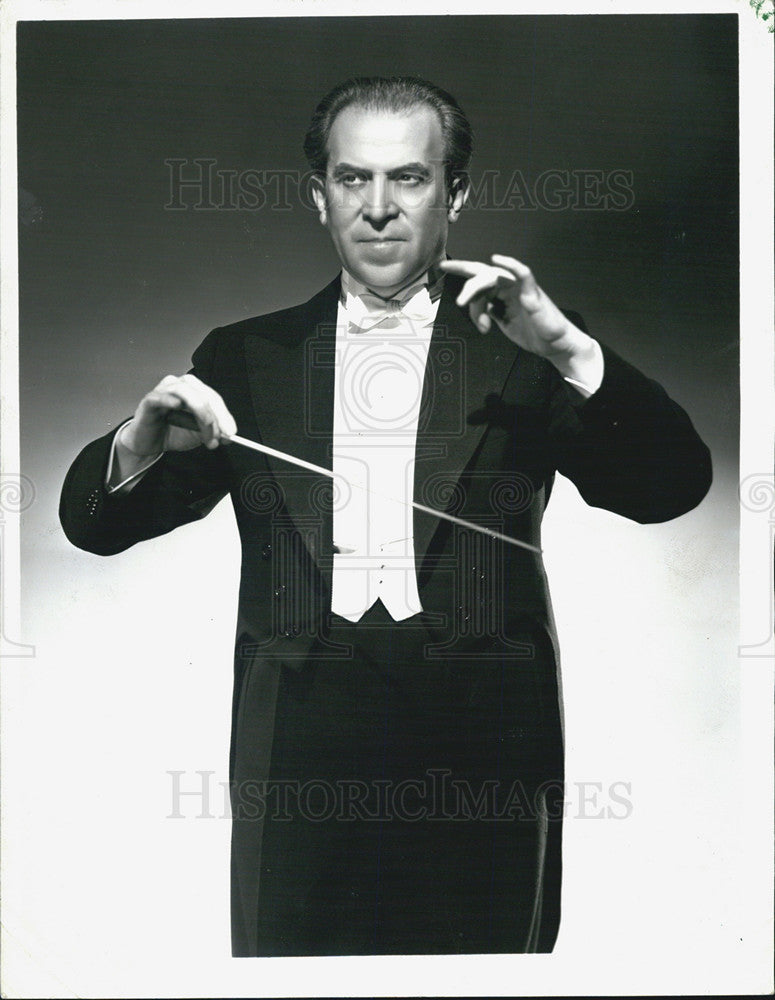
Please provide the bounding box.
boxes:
[60,77,712,956]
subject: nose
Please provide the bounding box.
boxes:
[361,177,398,226]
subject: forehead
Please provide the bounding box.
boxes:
[326,104,444,170]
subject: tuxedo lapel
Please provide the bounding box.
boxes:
[243,278,340,581]
[412,276,517,562]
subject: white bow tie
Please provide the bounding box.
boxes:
[343,285,436,333]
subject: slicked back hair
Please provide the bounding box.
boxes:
[303,76,473,194]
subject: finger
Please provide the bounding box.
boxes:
[471,295,509,334]
[179,374,238,438]
[458,272,514,333]
[438,259,489,278]
[134,391,195,449]
[153,376,236,446]
[467,294,494,334]
[147,378,200,429]
[484,306,509,337]
[137,390,188,426]
[141,391,186,412]
[474,308,492,333]
[153,374,186,392]
[489,254,530,279]
[161,381,223,448]
[165,409,200,432]
[456,268,516,309]
[490,254,539,300]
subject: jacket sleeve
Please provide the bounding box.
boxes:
[546,340,713,524]
[59,329,232,555]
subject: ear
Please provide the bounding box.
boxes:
[310,174,328,225]
[447,174,470,223]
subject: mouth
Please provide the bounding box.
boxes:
[357,238,406,251]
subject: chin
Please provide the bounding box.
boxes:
[353,263,410,295]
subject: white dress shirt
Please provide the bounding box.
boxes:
[330,267,443,623]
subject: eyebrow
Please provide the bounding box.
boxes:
[330,161,432,179]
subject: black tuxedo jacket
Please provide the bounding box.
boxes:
[60,273,712,953]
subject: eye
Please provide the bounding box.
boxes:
[397,173,424,186]
[340,173,364,188]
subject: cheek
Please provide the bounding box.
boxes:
[325,212,351,245]
[414,206,447,243]
[407,182,448,216]
[327,187,362,217]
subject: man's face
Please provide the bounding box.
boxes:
[312,104,467,299]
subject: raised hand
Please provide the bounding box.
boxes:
[440,254,593,364]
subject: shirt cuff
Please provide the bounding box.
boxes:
[560,338,605,399]
[105,420,164,494]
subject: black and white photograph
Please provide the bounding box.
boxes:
[1,2,772,997]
